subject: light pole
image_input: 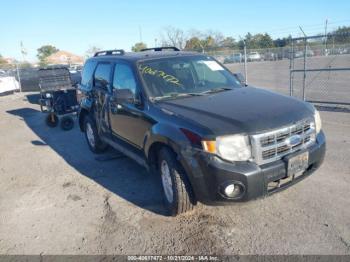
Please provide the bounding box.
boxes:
[243,40,248,85]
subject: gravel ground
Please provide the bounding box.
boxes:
[0,91,349,255]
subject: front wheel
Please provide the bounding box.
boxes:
[84,115,108,154]
[158,147,196,216]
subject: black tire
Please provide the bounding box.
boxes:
[60,116,74,131]
[83,115,108,154]
[158,147,196,216]
[45,113,59,128]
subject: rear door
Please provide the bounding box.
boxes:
[92,62,112,134]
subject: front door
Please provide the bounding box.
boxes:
[109,62,150,149]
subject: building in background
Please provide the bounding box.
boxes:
[46,51,84,65]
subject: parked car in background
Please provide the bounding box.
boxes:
[306,49,314,57]
[214,55,225,64]
[294,49,314,58]
[0,74,20,95]
[264,52,276,61]
[69,64,83,74]
[224,53,242,64]
[247,51,262,62]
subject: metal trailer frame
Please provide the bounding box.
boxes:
[38,67,79,130]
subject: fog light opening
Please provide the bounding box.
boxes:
[223,183,243,198]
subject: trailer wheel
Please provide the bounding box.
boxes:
[60,116,74,131]
[45,113,59,128]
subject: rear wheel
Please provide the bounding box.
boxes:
[158,147,196,216]
[84,115,108,153]
[60,116,74,131]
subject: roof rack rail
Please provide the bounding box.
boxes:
[94,49,125,57]
[140,46,180,52]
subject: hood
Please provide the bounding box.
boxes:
[158,87,314,136]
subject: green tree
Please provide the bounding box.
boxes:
[238,32,274,49]
[185,37,203,51]
[85,46,101,58]
[274,37,288,47]
[131,42,147,52]
[221,37,237,48]
[37,45,59,65]
[0,54,7,65]
[332,26,350,44]
[253,33,274,49]
[202,36,215,50]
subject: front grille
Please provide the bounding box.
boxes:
[251,119,316,165]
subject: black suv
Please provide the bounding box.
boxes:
[78,47,325,216]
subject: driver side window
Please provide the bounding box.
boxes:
[113,63,137,95]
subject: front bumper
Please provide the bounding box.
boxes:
[181,131,326,205]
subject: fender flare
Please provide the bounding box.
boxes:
[143,123,188,162]
[78,98,93,131]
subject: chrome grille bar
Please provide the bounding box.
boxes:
[250,119,316,165]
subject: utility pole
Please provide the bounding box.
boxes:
[324,19,328,53]
[138,26,143,43]
[299,26,307,101]
[15,62,22,93]
[243,40,248,85]
[17,41,27,93]
[20,41,27,62]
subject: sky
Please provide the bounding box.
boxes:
[1,0,350,62]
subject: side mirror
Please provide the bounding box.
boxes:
[233,73,247,87]
[113,88,137,104]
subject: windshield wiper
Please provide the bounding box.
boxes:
[199,87,232,95]
[152,92,204,101]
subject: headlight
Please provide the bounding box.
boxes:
[314,109,322,134]
[202,134,251,161]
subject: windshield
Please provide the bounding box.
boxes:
[138,56,242,100]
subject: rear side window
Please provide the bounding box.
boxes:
[81,61,96,89]
[94,63,112,89]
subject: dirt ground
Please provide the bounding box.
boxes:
[0,91,349,255]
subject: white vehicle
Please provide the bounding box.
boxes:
[248,52,262,62]
[0,76,20,95]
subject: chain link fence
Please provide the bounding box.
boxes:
[289,34,350,105]
[207,34,350,105]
